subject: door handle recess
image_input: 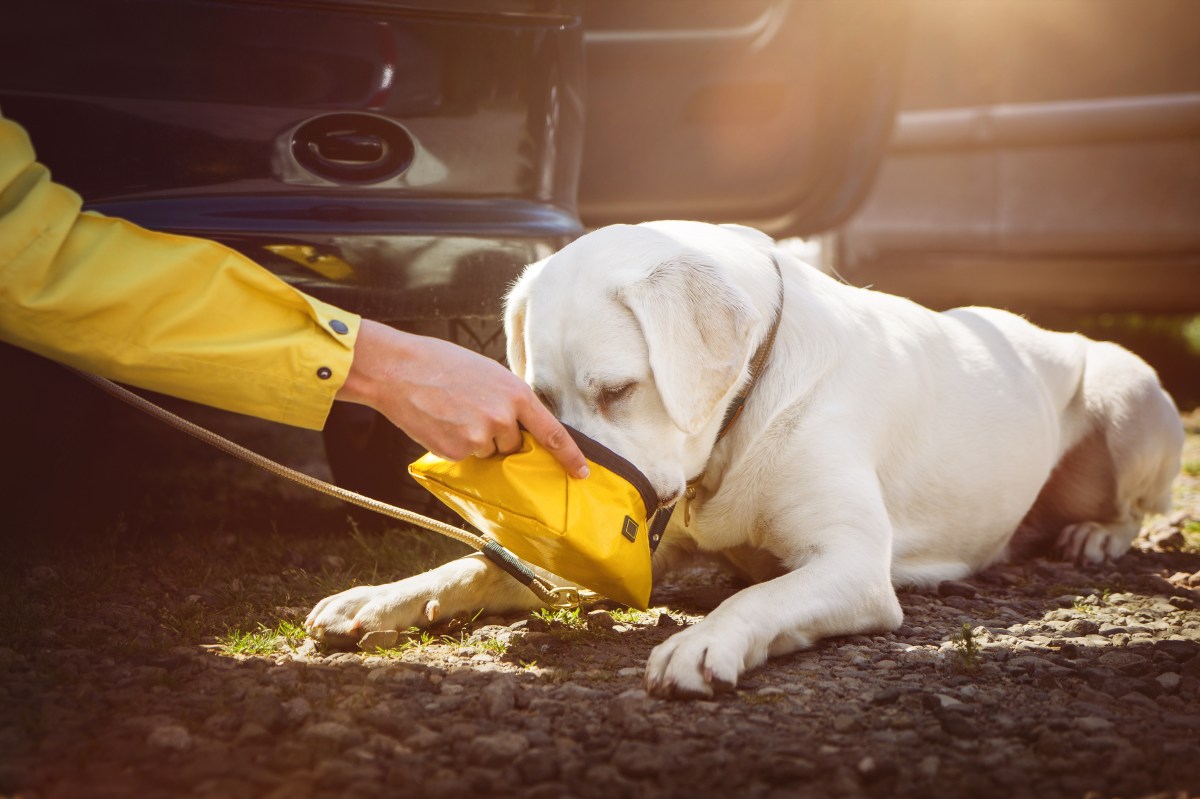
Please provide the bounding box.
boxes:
[291,113,414,183]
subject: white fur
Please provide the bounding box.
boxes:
[307,221,1184,699]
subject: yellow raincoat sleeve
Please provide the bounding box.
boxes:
[0,115,361,430]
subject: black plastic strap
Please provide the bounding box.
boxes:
[647,505,674,554]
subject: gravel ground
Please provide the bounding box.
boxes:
[2,408,1199,799]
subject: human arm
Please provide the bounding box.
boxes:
[338,319,589,478]
[0,113,587,476]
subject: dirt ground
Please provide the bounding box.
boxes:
[2,396,1199,799]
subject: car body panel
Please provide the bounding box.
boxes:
[834,0,1200,313]
[0,0,585,323]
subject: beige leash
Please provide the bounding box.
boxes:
[70,367,582,609]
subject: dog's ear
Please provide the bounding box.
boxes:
[621,259,756,435]
[504,259,546,380]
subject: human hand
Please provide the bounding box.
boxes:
[336,320,589,478]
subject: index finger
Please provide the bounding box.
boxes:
[520,399,589,479]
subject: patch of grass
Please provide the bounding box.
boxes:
[476,637,510,657]
[391,628,438,655]
[217,620,306,656]
[1183,315,1200,356]
[1182,520,1200,551]
[1183,460,1200,478]
[1071,598,1097,615]
[534,607,586,629]
[608,608,651,625]
[949,623,982,674]
[437,630,510,657]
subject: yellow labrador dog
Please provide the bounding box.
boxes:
[308,221,1184,699]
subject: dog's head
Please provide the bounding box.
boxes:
[504,221,781,505]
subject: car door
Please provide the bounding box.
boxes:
[577,0,912,238]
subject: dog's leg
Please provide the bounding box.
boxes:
[645,495,903,699]
[1052,341,1184,565]
[305,553,545,649]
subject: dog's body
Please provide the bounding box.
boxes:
[308,221,1184,698]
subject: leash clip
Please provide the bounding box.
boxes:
[546,586,583,609]
[682,483,698,526]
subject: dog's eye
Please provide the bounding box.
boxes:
[597,382,635,413]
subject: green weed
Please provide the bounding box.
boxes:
[217,620,306,656]
[1182,520,1200,550]
[608,608,650,625]
[474,637,510,657]
[534,607,585,629]
[950,623,982,674]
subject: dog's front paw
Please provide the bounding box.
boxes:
[644,622,754,700]
[305,578,444,650]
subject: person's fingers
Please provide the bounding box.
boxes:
[520,399,589,478]
[493,427,524,457]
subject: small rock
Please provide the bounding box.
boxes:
[938,580,978,599]
[832,714,858,733]
[518,616,550,633]
[1098,651,1152,674]
[936,693,972,713]
[1157,640,1200,661]
[243,690,285,731]
[302,721,362,749]
[404,725,442,750]
[857,755,898,782]
[586,610,616,630]
[147,724,192,751]
[482,675,517,718]
[359,630,400,651]
[554,682,605,701]
[236,722,270,743]
[1156,672,1182,694]
[515,749,561,783]
[1148,528,1185,550]
[938,713,976,738]
[1063,618,1100,636]
[282,697,312,725]
[611,740,661,778]
[871,687,904,705]
[469,732,530,767]
[1076,716,1114,733]
[656,613,680,628]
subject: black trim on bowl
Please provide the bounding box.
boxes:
[563,424,659,520]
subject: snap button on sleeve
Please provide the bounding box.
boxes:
[317,366,333,380]
[329,319,349,335]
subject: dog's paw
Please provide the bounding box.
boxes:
[1057,520,1136,565]
[644,622,750,700]
[305,578,445,650]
